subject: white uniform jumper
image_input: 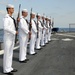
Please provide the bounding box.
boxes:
[36,21,43,49]
[29,19,37,54]
[19,16,29,61]
[40,21,45,46]
[3,14,16,73]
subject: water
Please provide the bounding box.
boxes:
[0,29,3,42]
[0,28,75,42]
[58,28,75,32]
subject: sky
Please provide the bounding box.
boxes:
[0,0,75,29]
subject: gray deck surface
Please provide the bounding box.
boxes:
[0,32,75,75]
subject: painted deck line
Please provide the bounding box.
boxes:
[56,33,75,38]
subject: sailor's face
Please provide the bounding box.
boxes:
[42,17,44,20]
[38,16,40,19]
[32,14,35,18]
[8,8,14,13]
[23,12,28,17]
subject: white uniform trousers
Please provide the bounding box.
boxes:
[3,35,15,73]
[41,29,45,46]
[19,34,28,61]
[36,31,41,49]
[48,29,51,41]
[29,33,36,54]
[45,30,48,44]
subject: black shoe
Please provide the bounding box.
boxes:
[45,42,48,44]
[25,59,29,62]
[36,48,41,50]
[32,53,37,55]
[27,52,30,55]
[11,69,18,72]
[4,72,13,75]
[19,60,27,63]
[42,45,46,47]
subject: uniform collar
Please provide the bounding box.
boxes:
[21,16,26,19]
[6,14,13,18]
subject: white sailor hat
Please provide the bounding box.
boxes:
[6,4,14,8]
[46,16,48,18]
[47,17,50,19]
[48,18,50,19]
[32,12,36,15]
[42,15,45,17]
[38,14,41,16]
[44,15,46,18]
[22,9,28,12]
[49,18,51,20]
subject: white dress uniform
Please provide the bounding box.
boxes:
[19,16,29,61]
[44,23,48,44]
[29,19,37,54]
[3,14,16,73]
[48,24,51,41]
[40,21,45,46]
[36,21,43,49]
[47,21,51,41]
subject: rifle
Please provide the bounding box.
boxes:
[42,16,45,34]
[49,17,51,32]
[29,8,32,40]
[45,17,48,34]
[36,13,39,38]
[52,18,54,28]
[15,4,21,44]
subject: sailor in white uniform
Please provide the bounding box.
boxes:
[44,17,48,44]
[40,16,45,46]
[48,18,51,41]
[19,9,30,63]
[29,12,37,55]
[36,14,43,50]
[3,4,17,75]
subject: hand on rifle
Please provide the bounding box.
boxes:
[17,17,20,22]
[37,23,39,25]
[37,30,39,34]
[29,22,32,25]
[16,31,18,34]
[43,27,44,30]
[29,31,32,35]
[29,31,32,39]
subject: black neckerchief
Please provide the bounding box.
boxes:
[34,20,37,25]
[10,16,17,30]
[40,21,44,27]
[23,17,29,24]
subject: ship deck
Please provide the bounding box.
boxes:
[0,32,75,75]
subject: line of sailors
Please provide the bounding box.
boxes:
[3,4,53,75]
